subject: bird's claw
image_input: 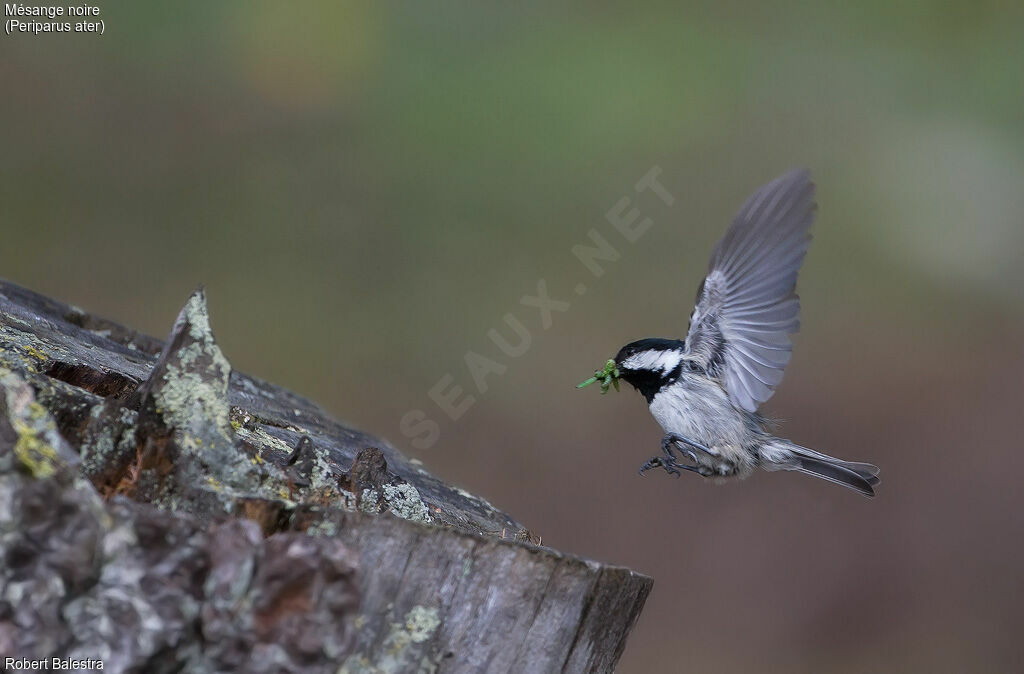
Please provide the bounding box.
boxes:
[639,456,678,477]
[638,453,700,478]
[641,433,712,477]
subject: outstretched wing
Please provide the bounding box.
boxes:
[684,169,816,412]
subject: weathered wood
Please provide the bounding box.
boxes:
[0,279,651,673]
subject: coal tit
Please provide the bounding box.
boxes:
[578,169,879,496]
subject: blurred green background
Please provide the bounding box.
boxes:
[4,2,1024,671]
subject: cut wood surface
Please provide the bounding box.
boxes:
[0,279,651,673]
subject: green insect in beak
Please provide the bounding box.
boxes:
[576,359,620,394]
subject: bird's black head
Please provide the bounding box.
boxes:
[614,338,687,402]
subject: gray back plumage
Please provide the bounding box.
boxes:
[684,169,816,412]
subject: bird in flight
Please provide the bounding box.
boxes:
[578,169,880,496]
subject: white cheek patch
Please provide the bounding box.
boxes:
[622,350,682,373]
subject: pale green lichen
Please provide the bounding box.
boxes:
[183,292,215,343]
[360,483,432,524]
[141,291,264,498]
[154,291,233,452]
[360,484,432,524]
[156,363,231,452]
[382,483,432,524]
[338,606,441,674]
[231,423,295,456]
[305,519,338,538]
[226,423,348,506]
[309,444,335,491]
[338,488,358,510]
[360,488,380,514]
[404,606,440,644]
[80,404,138,479]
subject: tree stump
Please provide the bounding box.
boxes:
[0,279,651,673]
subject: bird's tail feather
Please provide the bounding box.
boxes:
[792,456,877,497]
[770,442,880,497]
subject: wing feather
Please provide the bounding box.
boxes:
[684,169,816,412]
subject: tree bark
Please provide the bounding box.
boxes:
[0,279,651,673]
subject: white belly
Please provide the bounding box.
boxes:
[647,375,755,475]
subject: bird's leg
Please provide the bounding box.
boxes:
[639,455,699,477]
[639,448,701,478]
[640,435,719,478]
[661,433,718,459]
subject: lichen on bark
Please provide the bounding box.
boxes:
[0,279,651,673]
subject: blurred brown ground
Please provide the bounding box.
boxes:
[3,3,1023,672]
